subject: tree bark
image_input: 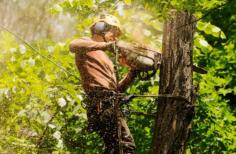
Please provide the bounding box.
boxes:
[151,11,196,154]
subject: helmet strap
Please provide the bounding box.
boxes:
[101,32,107,42]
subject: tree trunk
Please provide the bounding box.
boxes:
[151,11,196,154]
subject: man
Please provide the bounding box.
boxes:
[69,14,137,154]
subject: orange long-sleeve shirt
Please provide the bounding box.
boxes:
[70,37,117,93]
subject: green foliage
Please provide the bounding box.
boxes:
[190,74,236,153]
[0,31,85,153]
[0,0,236,154]
[189,2,236,153]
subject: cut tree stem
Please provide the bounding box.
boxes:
[151,10,197,154]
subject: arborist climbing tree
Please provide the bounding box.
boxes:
[69,14,138,154]
[69,12,203,154]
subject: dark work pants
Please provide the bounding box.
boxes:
[86,95,136,154]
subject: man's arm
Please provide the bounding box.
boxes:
[117,69,138,92]
[69,38,113,53]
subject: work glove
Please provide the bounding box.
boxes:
[130,68,141,78]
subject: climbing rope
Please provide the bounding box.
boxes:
[113,43,124,154]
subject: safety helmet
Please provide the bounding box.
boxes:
[90,14,122,36]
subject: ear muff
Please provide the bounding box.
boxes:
[92,22,108,34]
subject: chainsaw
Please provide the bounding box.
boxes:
[116,40,207,80]
[116,41,161,80]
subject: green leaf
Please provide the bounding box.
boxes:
[81,0,94,7]
[68,0,74,7]
[124,0,131,5]
[194,34,213,52]
[199,39,209,47]
[52,4,63,13]
[220,32,226,39]
[197,21,226,38]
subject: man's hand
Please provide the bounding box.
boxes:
[117,68,140,92]
[130,68,141,77]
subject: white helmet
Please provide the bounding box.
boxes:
[90,14,122,36]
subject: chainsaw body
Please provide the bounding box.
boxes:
[116,41,161,71]
[115,41,162,80]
